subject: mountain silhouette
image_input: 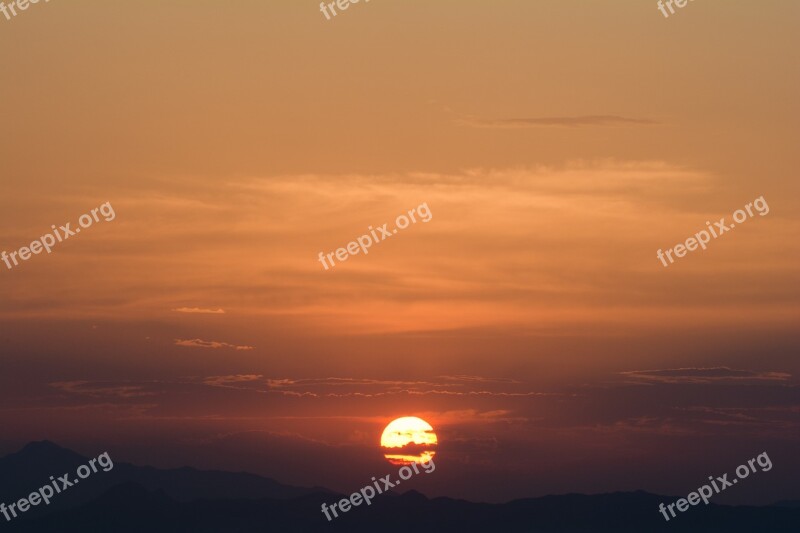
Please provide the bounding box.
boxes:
[3,442,800,532]
[0,441,328,518]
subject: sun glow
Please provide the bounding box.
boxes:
[380,416,438,465]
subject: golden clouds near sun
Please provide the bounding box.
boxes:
[380,416,438,465]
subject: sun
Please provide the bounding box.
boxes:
[380,416,438,465]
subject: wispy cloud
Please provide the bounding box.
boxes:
[50,381,157,398]
[172,307,226,314]
[5,164,793,337]
[620,367,792,384]
[174,338,254,350]
[203,375,263,389]
[265,378,447,389]
[438,375,521,384]
[458,114,659,129]
[245,376,560,399]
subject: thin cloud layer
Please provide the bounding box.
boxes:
[174,338,254,350]
[203,375,264,388]
[458,115,660,128]
[620,367,792,384]
[50,381,158,399]
[1,163,795,338]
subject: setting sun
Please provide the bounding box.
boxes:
[380,416,438,465]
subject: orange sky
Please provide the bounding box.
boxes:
[0,0,798,505]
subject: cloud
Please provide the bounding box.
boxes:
[174,338,254,350]
[203,375,263,389]
[265,377,448,389]
[243,376,562,399]
[8,163,795,338]
[382,441,437,454]
[620,367,792,384]
[438,375,521,384]
[172,307,226,314]
[265,378,298,388]
[413,390,557,397]
[458,115,659,128]
[0,402,160,419]
[50,381,157,398]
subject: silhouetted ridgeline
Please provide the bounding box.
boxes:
[3,442,799,532]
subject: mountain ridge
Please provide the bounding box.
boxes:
[3,442,799,532]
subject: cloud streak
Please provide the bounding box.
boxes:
[458,115,659,128]
[50,381,158,399]
[172,307,226,314]
[203,375,264,389]
[620,367,792,384]
[174,339,254,350]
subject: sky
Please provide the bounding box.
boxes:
[0,0,798,505]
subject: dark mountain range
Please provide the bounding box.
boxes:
[0,440,327,516]
[3,442,800,532]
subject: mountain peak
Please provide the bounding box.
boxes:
[0,441,89,473]
[15,440,87,461]
[399,489,429,503]
[21,440,66,453]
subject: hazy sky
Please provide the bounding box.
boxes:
[1,0,798,505]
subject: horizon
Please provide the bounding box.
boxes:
[1,440,793,506]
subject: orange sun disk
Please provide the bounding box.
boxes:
[380,416,438,465]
